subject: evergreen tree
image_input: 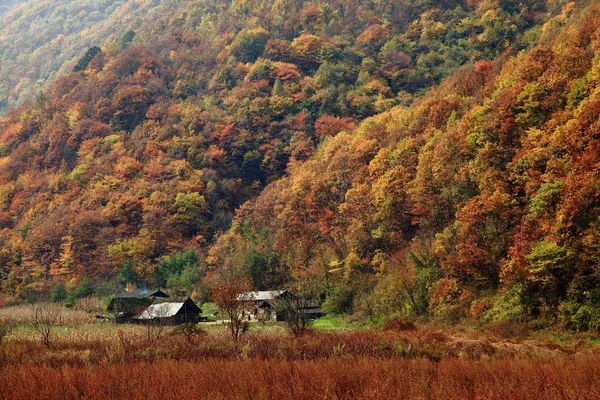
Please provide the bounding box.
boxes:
[74,275,94,298]
[73,46,101,72]
[51,282,68,302]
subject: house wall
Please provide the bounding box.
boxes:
[175,309,200,323]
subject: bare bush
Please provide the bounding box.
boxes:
[212,276,253,341]
[383,317,418,332]
[487,320,530,339]
[276,293,313,337]
[172,323,206,342]
[139,303,172,345]
[31,303,62,347]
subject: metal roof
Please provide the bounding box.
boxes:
[135,302,184,319]
[237,290,287,301]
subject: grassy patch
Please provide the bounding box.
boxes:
[311,314,355,330]
[200,302,218,317]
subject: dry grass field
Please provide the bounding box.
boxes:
[1,305,600,399]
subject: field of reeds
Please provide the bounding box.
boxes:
[1,304,600,399]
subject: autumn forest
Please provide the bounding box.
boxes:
[0,0,599,333]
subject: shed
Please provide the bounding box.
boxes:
[107,288,169,323]
[134,297,202,324]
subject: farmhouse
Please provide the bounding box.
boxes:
[107,288,169,323]
[237,290,324,321]
[135,297,202,324]
[237,290,287,321]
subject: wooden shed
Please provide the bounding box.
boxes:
[107,288,169,323]
[134,297,202,324]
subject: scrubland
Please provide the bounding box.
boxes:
[3,357,600,400]
[1,306,600,399]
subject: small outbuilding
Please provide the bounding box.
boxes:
[134,297,202,324]
[107,288,169,323]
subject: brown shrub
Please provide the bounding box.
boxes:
[488,321,530,339]
[383,317,418,332]
[171,323,207,342]
[3,357,600,399]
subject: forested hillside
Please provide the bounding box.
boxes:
[213,1,600,329]
[0,0,558,114]
[0,0,188,113]
[1,0,597,330]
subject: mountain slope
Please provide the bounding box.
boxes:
[0,0,200,113]
[0,0,556,113]
[210,1,600,329]
[0,0,579,312]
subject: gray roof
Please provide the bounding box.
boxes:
[135,302,184,320]
[115,288,169,299]
[237,290,287,301]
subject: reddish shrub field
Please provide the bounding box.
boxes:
[2,357,600,399]
[1,324,599,399]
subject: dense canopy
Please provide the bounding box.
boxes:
[0,0,599,330]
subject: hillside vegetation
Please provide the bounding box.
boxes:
[0,0,192,113]
[217,1,600,329]
[1,0,598,331]
[0,0,556,113]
